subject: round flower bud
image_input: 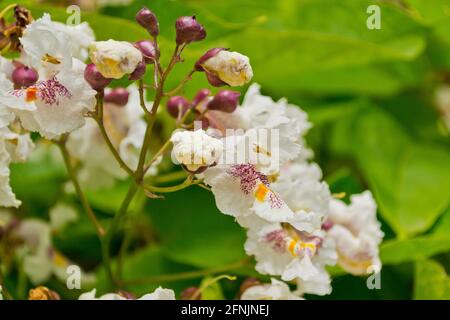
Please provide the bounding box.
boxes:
[175,16,206,45]
[197,49,253,87]
[170,129,223,172]
[12,66,38,88]
[135,40,158,64]
[181,287,201,300]
[207,90,240,113]
[321,220,334,231]
[192,88,211,106]
[167,96,191,118]
[136,7,159,36]
[89,40,143,79]
[129,60,146,81]
[104,87,129,106]
[84,63,112,91]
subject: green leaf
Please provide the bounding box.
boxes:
[414,259,450,299]
[145,187,247,268]
[381,235,450,265]
[330,106,450,237]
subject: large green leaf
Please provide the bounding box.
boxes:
[145,187,247,268]
[414,259,450,299]
[330,106,450,237]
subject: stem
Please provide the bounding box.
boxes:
[143,176,199,193]
[149,171,187,184]
[138,79,151,117]
[190,275,236,300]
[101,182,139,288]
[93,95,134,176]
[0,264,12,300]
[123,259,248,285]
[57,137,105,237]
[165,70,196,96]
[0,4,16,20]
[143,139,172,174]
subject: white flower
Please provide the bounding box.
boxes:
[20,14,73,77]
[327,191,383,275]
[11,67,97,139]
[244,222,336,282]
[89,40,142,79]
[14,215,94,285]
[0,14,97,139]
[79,287,176,300]
[53,21,95,61]
[0,127,34,207]
[171,129,223,172]
[295,268,332,296]
[67,85,147,189]
[241,278,302,300]
[201,51,253,86]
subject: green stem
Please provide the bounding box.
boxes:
[57,137,105,237]
[101,182,139,288]
[0,4,16,20]
[123,259,248,285]
[143,176,199,193]
[93,96,134,176]
[165,70,196,96]
[0,263,12,300]
[149,171,187,184]
[138,79,151,117]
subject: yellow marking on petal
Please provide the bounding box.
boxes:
[254,144,272,156]
[25,87,38,102]
[288,240,297,256]
[254,183,269,202]
[42,54,61,65]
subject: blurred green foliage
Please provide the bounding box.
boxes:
[3,0,450,299]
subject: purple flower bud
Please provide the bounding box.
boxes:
[134,40,158,64]
[322,220,334,231]
[12,66,38,88]
[175,16,206,45]
[167,96,191,118]
[195,47,227,71]
[192,88,211,106]
[129,60,146,81]
[207,90,240,113]
[104,87,129,107]
[205,72,227,87]
[136,7,159,36]
[84,63,112,91]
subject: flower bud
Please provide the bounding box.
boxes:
[181,287,201,300]
[129,60,146,81]
[104,87,129,106]
[196,49,253,87]
[135,40,158,64]
[192,88,211,106]
[207,90,240,113]
[12,66,38,88]
[175,16,206,45]
[84,63,112,91]
[167,96,191,118]
[136,7,159,36]
[28,286,61,300]
[89,40,143,79]
[321,220,334,231]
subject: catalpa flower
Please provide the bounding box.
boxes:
[244,221,336,283]
[89,40,143,79]
[67,85,147,189]
[79,287,175,300]
[240,278,302,300]
[326,191,383,275]
[0,14,97,139]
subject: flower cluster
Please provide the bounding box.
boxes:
[0,3,384,300]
